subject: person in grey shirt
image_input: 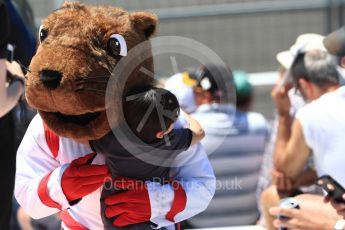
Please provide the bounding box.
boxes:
[186,65,269,227]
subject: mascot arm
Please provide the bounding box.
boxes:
[148,143,216,227]
[15,115,70,219]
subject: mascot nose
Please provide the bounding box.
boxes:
[40,70,62,89]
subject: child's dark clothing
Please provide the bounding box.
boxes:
[89,128,192,230]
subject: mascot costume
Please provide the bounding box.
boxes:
[15,2,215,230]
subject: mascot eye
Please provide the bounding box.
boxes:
[107,34,127,57]
[39,25,48,43]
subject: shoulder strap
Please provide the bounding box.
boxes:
[43,122,59,158]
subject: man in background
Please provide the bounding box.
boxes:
[186,65,269,227]
[268,49,345,230]
[322,26,345,222]
[258,34,326,229]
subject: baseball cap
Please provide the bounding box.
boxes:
[164,72,197,113]
[187,64,232,97]
[276,33,326,88]
[276,33,326,69]
[324,26,345,57]
[233,70,253,97]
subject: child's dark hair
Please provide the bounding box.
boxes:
[123,86,180,143]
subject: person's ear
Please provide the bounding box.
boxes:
[193,86,203,94]
[298,78,307,89]
[193,87,203,106]
[204,91,213,103]
[193,87,204,98]
[299,78,312,96]
[298,78,308,86]
[155,130,164,139]
[130,12,157,39]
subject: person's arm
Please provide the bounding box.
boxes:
[0,4,24,117]
[274,118,311,180]
[0,60,25,118]
[15,115,109,219]
[15,115,67,219]
[180,110,205,145]
[272,168,317,195]
[295,168,317,187]
[271,84,311,180]
[148,143,216,226]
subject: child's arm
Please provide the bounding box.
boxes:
[148,144,215,227]
[180,110,205,145]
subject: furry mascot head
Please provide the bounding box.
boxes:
[26,1,157,140]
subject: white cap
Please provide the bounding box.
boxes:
[164,72,197,114]
[276,33,326,69]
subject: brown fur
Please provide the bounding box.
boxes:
[26,1,157,140]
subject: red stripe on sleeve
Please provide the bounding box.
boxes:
[60,210,88,230]
[38,171,62,210]
[166,181,187,222]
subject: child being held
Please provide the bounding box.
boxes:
[88,86,205,230]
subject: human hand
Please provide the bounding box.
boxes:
[271,169,296,195]
[269,206,335,230]
[324,194,345,218]
[271,81,292,116]
[6,61,25,80]
[0,2,10,59]
[61,153,110,203]
[104,177,151,227]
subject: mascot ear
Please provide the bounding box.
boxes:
[131,12,157,39]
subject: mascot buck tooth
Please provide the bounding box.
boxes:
[15,2,215,230]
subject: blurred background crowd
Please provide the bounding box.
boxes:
[3,0,345,230]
